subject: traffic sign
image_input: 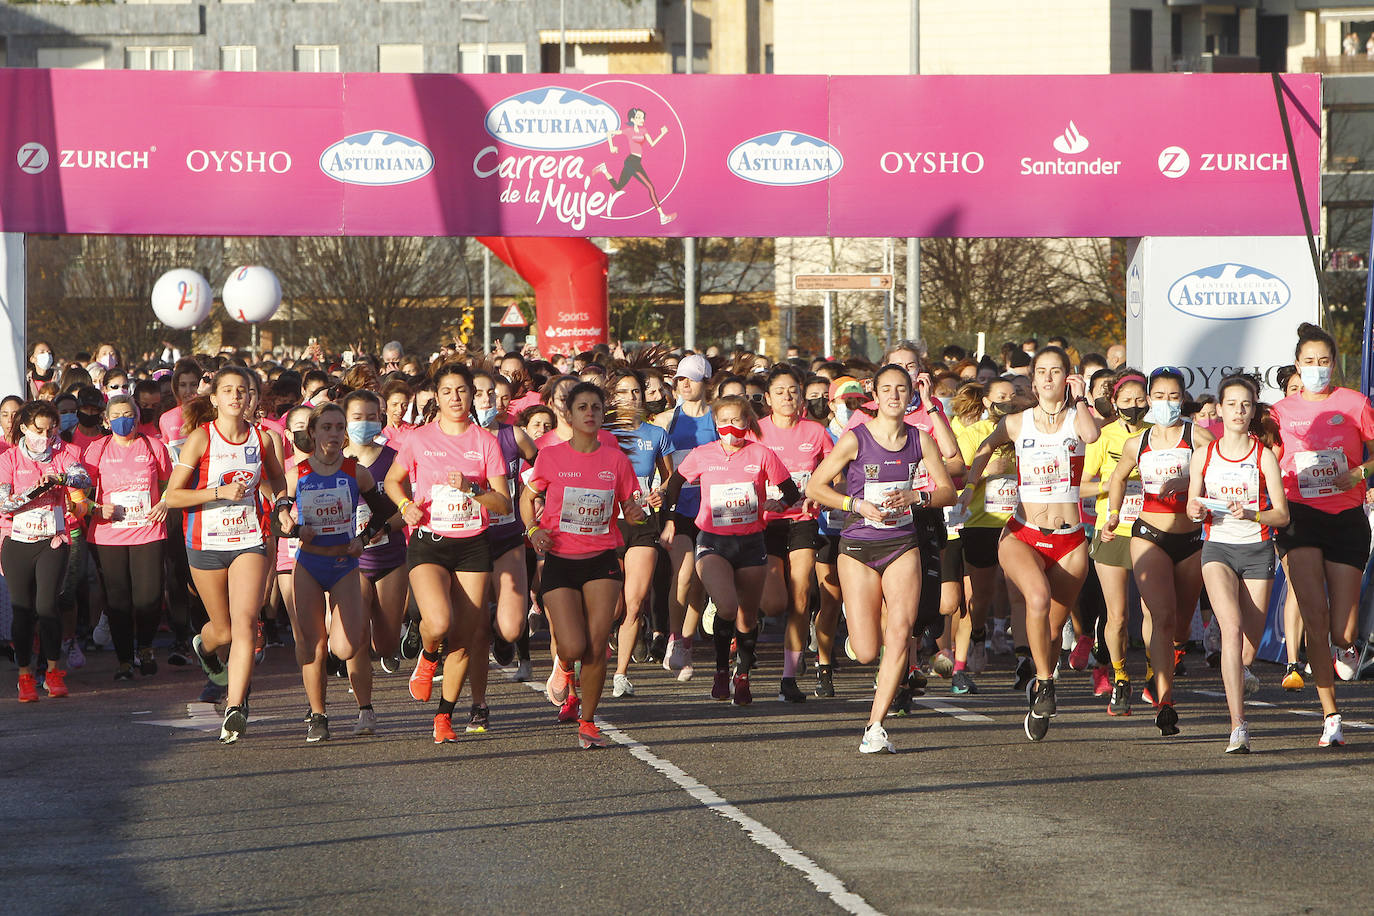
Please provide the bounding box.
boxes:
[793,273,894,291]
[498,304,528,327]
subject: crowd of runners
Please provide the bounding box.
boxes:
[2,323,1370,755]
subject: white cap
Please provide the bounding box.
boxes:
[674,353,712,382]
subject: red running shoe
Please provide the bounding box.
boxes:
[433,713,457,743]
[44,669,69,698]
[17,673,38,703]
[557,694,581,723]
[1091,665,1112,697]
[578,719,607,749]
[409,654,438,702]
[732,672,752,706]
[1069,635,1094,671]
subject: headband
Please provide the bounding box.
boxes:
[1110,373,1147,398]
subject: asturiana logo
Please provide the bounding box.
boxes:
[727,131,843,186]
[1166,264,1292,321]
[484,87,620,152]
[319,131,434,186]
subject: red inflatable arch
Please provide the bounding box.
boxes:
[477,238,608,356]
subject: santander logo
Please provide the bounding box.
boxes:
[1052,121,1089,155]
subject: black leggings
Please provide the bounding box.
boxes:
[93,542,165,664]
[3,538,70,669]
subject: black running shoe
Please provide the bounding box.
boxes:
[138,649,158,677]
[466,704,490,734]
[305,712,330,744]
[906,666,928,697]
[1155,704,1180,737]
[113,664,134,682]
[889,685,912,717]
[1030,678,1057,718]
[815,664,835,698]
[167,641,191,667]
[1024,710,1050,741]
[778,676,806,704]
[646,632,668,664]
[1013,655,1035,691]
[1108,679,1132,716]
[400,619,421,660]
[220,705,248,744]
[491,637,515,668]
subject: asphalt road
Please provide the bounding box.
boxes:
[3,639,1370,915]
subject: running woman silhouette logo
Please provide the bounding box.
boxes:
[593,107,676,225]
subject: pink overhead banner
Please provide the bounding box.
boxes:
[0,69,1319,238]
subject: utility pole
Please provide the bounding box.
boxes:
[683,0,697,351]
[906,0,921,342]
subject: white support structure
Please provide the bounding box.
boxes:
[0,233,26,399]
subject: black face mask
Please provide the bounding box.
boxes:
[1118,405,1148,425]
[139,407,157,425]
[644,398,667,416]
[292,430,313,452]
[805,397,830,422]
[988,402,1011,418]
[77,409,102,428]
[1093,396,1115,420]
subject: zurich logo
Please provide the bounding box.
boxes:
[319,131,434,186]
[1166,264,1292,321]
[484,87,620,152]
[727,131,843,186]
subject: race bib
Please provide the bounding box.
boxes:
[301,483,351,537]
[559,486,613,536]
[863,480,913,529]
[1120,479,1145,525]
[204,502,256,543]
[766,471,812,503]
[12,505,58,540]
[983,476,1019,515]
[1141,448,1190,496]
[1206,465,1258,518]
[709,481,758,528]
[355,501,390,547]
[427,484,483,534]
[111,490,153,530]
[1295,450,1346,499]
[1020,445,1070,495]
[491,476,518,527]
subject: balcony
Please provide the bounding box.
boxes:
[1304,55,1374,74]
[1168,54,1261,72]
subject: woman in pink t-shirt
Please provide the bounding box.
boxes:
[660,396,799,707]
[1271,323,1374,748]
[384,363,511,745]
[523,382,643,749]
[85,395,172,681]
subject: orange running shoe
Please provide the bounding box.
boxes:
[433,713,458,743]
[409,654,438,702]
[578,719,607,749]
[17,673,38,703]
[45,669,69,698]
[558,694,581,723]
[546,663,572,706]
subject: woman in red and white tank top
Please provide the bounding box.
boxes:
[1103,367,1211,736]
[165,367,289,745]
[957,347,1098,743]
[1186,375,1288,754]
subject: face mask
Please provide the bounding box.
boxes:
[1299,365,1331,394]
[834,404,852,427]
[1145,400,1181,426]
[139,407,157,424]
[347,420,383,444]
[718,423,748,447]
[59,413,78,433]
[292,430,313,452]
[98,355,116,370]
[987,402,1011,419]
[78,409,101,427]
[1093,396,1114,419]
[644,398,667,416]
[805,397,829,422]
[936,397,953,416]
[24,430,50,453]
[33,353,52,372]
[1118,405,1148,425]
[110,416,137,438]
[475,406,500,427]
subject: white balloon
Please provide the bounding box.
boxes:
[151,269,213,330]
[222,265,282,324]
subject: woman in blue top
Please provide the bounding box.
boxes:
[274,403,397,744]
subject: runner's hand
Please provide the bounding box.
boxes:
[530,528,552,553]
[401,503,425,528]
[1186,497,1206,522]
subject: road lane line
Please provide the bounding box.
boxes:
[1188,689,1374,729]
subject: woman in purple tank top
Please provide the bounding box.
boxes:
[808,365,955,755]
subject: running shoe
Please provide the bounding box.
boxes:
[399,619,421,660]
[778,676,806,704]
[92,614,112,649]
[677,663,695,683]
[546,664,572,706]
[1141,681,1159,708]
[1091,665,1111,697]
[968,632,988,674]
[647,632,668,664]
[380,654,400,675]
[305,713,330,744]
[220,705,247,744]
[114,664,134,682]
[353,708,378,737]
[65,639,85,670]
[1024,710,1050,742]
[1029,678,1056,718]
[1282,663,1305,691]
[578,719,608,749]
[44,669,68,698]
[433,713,458,743]
[1012,655,1035,692]
[409,654,439,703]
[665,636,689,672]
[951,670,977,696]
[491,637,515,668]
[513,658,533,682]
[814,664,835,698]
[1203,618,1222,669]
[557,694,581,723]
[990,623,1012,656]
[1069,635,1094,671]
[199,679,227,705]
[1109,679,1131,717]
[167,641,191,667]
[138,648,158,677]
[859,722,896,754]
[844,636,858,662]
[889,685,913,717]
[192,635,228,687]
[1319,713,1345,748]
[1225,722,1250,754]
[906,665,927,696]
[931,649,955,679]
[613,673,635,698]
[1242,667,1260,697]
[466,704,490,734]
[1172,647,1187,678]
[1334,647,1360,682]
[253,620,266,665]
[711,670,732,700]
[17,673,38,703]
[1155,703,1180,737]
[701,603,716,636]
[732,672,752,706]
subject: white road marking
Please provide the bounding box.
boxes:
[846,696,993,722]
[135,703,275,733]
[1189,689,1374,729]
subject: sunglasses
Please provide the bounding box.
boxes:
[1150,366,1182,379]
[107,382,126,391]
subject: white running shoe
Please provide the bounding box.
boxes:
[677,663,695,682]
[931,648,954,679]
[968,638,987,675]
[1320,713,1345,748]
[990,623,1012,656]
[665,636,690,672]
[859,722,896,754]
[92,614,113,649]
[1225,722,1250,754]
[1334,647,1359,682]
[844,637,858,662]
[1242,666,1260,697]
[613,673,635,697]
[702,603,716,636]
[352,708,378,737]
[513,659,532,682]
[65,638,86,669]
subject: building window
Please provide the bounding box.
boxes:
[295,45,340,72]
[764,43,774,74]
[221,46,257,72]
[459,43,525,73]
[379,44,424,73]
[1130,10,1152,72]
[36,47,105,69]
[126,47,193,71]
[1329,109,1374,170]
[671,43,710,74]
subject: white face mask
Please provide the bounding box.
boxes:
[1145,400,1182,426]
[834,404,852,427]
[1299,365,1331,394]
[33,352,53,372]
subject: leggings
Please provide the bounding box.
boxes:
[609,155,664,210]
[93,542,165,664]
[3,538,70,669]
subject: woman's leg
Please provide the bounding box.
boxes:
[1202,563,1246,728]
[998,537,1055,679]
[130,543,166,655]
[616,545,655,677]
[95,545,136,665]
[1282,548,1337,716]
[1131,539,1179,706]
[289,565,329,715]
[223,552,270,708]
[869,550,922,727]
[814,560,842,667]
[578,578,624,720]
[492,545,528,645]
